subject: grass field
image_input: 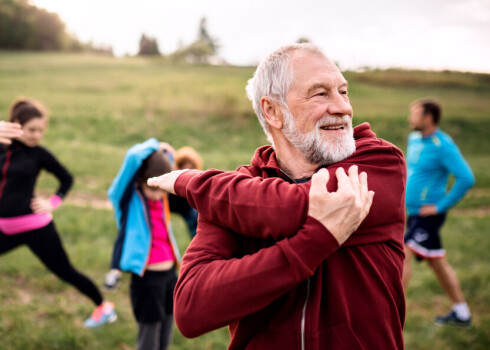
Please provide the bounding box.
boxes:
[0,51,489,349]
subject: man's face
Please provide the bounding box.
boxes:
[408,104,427,132]
[282,52,355,165]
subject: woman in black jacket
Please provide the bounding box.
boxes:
[0,97,116,328]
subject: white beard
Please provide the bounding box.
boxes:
[282,109,356,165]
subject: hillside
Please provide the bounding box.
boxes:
[0,51,489,349]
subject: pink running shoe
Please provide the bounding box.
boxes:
[83,301,117,328]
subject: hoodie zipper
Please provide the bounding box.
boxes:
[301,278,310,350]
[279,169,311,350]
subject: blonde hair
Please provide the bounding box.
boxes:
[175,146,203,170]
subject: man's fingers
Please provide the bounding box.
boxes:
[335,167,351,192]
[147,176,159,186]
[347,165,360,192]
[359,171,368,191]
[359,171,369,201]
[147,169,188,194]
[310,168,330,195]
[147,174,169,188]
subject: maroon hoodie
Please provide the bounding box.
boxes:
[174,123,406,349]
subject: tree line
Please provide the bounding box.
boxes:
[139,17,219,64]
[1,0,220,63]
[0,0,111,54]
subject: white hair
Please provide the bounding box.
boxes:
[245,43,326,143]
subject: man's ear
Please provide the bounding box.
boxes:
[260,97,284,130]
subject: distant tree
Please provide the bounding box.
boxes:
[27,5,67,50]
[0,0,111,53]
[138,34,160,56]
[0,0,66,50]
[198,17,218,54]
[184,40,215,64]
[172,17,219,64]
[296,37,312,44]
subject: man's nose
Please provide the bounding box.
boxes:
[327,93,352,117]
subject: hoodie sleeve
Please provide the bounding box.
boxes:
[175,169,309,240]
[173,138,406,243]
[174,215,339,338]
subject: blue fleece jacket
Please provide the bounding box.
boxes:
[405,129,475,216]
[108,138,180,275]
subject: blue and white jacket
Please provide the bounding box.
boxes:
[405,129,475,216]
[108,138,181,276]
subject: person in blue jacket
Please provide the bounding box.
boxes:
[402,98,475,327]
[106,138,181,350]
[103,143,200,291]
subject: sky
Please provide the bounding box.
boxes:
[33,0,490,73]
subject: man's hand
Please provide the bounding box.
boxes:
[0,121,22,145]
[147,169,189,195]
[419,204,438,217]
[30,197,53,214]
[308,166,374,245]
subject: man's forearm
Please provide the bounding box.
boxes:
[174,169,308,239]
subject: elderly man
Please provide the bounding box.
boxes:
[149,44,406,349]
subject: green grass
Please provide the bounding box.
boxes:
[404,216,490,350]
[0,51,489,349]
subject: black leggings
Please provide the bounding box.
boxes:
[0,221,103,306]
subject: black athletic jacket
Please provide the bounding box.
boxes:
[0,140,73,217]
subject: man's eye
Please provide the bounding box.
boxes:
[315,92,327,97]
[340,90,348,95]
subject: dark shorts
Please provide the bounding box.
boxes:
[404,214,447,261]
[130,269,177,323]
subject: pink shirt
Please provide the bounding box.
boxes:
[147,199,174,265]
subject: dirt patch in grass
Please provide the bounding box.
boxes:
[65,193,112,210]
[453,207,490,218]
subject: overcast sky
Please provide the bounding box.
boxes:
[33,0,490,72]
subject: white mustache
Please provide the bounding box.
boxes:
[317,115,352,128]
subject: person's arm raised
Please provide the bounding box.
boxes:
[148,165,374,243]
[0,121,22,145]
[148,169,308,239]
[174,166,370,337]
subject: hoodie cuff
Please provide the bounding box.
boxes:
[174,169,203,197]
